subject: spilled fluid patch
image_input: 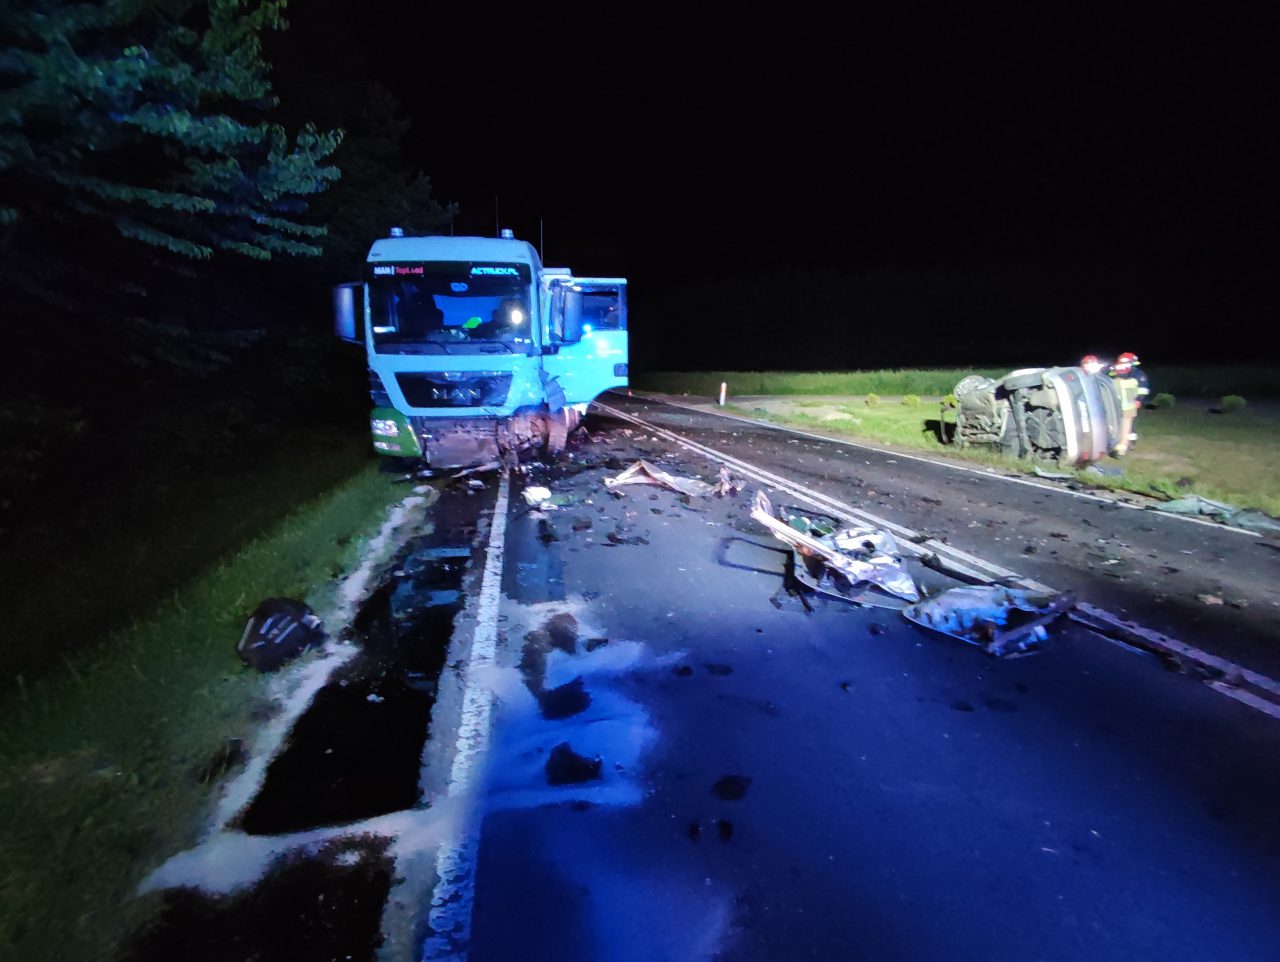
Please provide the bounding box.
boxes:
[238,488,480,836]
[502,479,566,604]
[120,836,392,962]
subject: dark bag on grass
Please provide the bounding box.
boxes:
[236,598,325,672]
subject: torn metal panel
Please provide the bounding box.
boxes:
[604,460,714,497]
[790,557,912,610]
[751,490,920,602]
[903,585,1074,657]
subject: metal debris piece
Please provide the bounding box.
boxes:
[751,490,920,602]
[903,585,1074,656]
[1033,465,1075,480]
[604,460,713,497]
[523,486,553,506]
[452,461,501,480]
[714,465,746,497]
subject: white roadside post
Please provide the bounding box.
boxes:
[719,381,727,406]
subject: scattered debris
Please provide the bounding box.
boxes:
[1033,466,1074,480]
[523,486,553,506]
[1153,495,1280,535]
[235,598,325,672]
[714,465,746,497]
[751,490,920,603]
[452,461,500,480]
[903,585,1075,656]
[1197,593,1225,606]
[546,742,603,785]
[467,479,486,490]
[604,460,713,497]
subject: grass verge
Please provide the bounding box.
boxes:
[637,365,1280,400]
[1,426,373,685]
[0,461,403,962]
[713,397,1280,517]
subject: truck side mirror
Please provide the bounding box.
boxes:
[332,283,364,343]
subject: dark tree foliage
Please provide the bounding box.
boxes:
[264,0,455,275]
[0,1,348,515]
[0,0,341,274]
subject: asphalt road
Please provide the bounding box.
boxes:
[462,401,1280,961]
[128,399,1280,961]
[611,394,1280,678]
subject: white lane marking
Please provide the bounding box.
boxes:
[1208,682,1280,721]
[421,471,511,961]
[597,401,1280,720]
[636,394,1262,539]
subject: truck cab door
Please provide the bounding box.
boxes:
[540,276,629,407]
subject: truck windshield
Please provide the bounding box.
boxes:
[368,262,534,355]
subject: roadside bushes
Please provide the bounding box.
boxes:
[901,394,921,407]
[865,393,881,407]
[1149,393,1176,409]
[1221,394,1248,413]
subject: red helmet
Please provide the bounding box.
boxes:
[1113,351,1138,374]
[1081,354,1103,373]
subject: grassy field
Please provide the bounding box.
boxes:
[697,395,1280,518]
[637,366,1280,400]
[0,462,404,962]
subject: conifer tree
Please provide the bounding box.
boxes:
[0,0,341,265]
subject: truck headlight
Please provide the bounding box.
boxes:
[371,418,400,438]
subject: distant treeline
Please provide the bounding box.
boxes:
[631,263,1280,372]
[635,366,1280,399]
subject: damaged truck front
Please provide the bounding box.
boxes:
[334,231,627,467]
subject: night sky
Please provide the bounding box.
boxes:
[297,3,1280,368]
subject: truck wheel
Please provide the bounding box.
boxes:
[1002,371,1045,391]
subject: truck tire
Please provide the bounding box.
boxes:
[1002,370,1045,391]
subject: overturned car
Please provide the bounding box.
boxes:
[952,366,1127,465]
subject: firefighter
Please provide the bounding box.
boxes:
[1080,354,1105,375]
[1109,351,1149,456]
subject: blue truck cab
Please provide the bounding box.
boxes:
[333,230,627,467]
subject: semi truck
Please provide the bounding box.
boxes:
[333,229,627,467]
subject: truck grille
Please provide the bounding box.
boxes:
[396,372,512,408]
